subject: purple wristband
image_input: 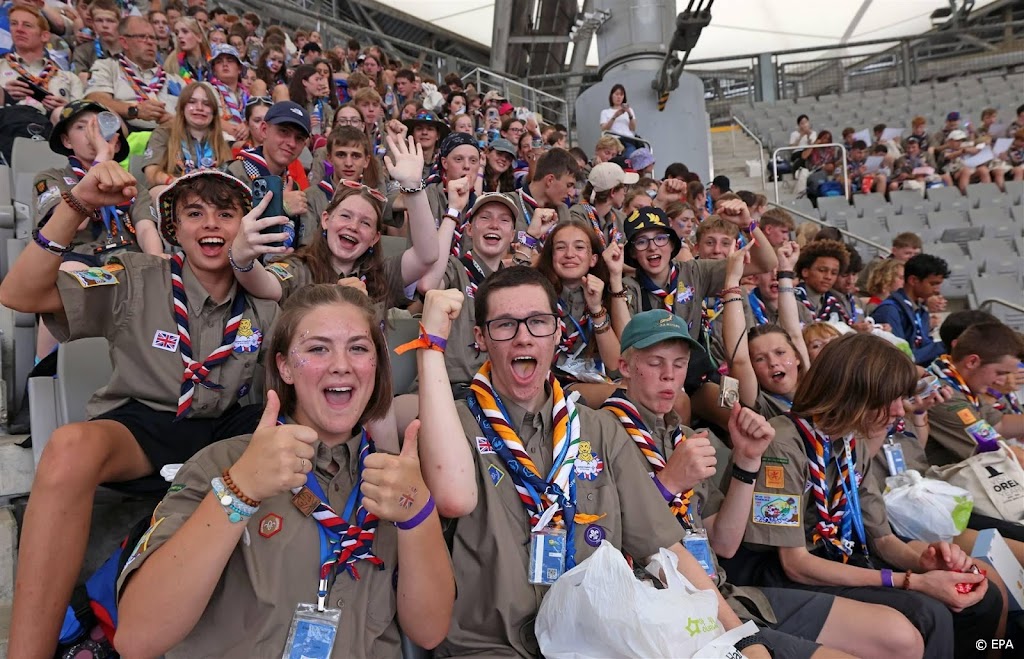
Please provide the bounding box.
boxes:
[395,494,435,530]
[881,568,894,588]
[652,474,675,503]
[426,333,447,351]
[517,231,540,251]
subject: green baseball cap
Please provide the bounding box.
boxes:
[620,309,703,354]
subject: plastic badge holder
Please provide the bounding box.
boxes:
[529,527,567,585]
[282,603,341,659]
[883,442,907,476]
[683,528,717,579]
[97,111,121,142]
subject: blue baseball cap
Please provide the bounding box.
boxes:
[264,101,311,137]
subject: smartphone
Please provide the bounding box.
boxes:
[252,175,289,248]
[18,76,49,102]
[486,107,499,121]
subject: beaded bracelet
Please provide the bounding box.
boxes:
[719,286,743,297]
[228,246,255,273]
[590,306,608,320]
[396,495,435,530]
[211,477,259,523]
[399,179,426,194]
[722,297,743,305]
[61,190,97,218]
[222,468,261,507]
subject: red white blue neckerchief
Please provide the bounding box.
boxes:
[211,76,246,123]
[170,253,247,420]
[795,284,850,323]
[67,157,135,246]
[991,390,1023,415]
[317,179,334,202]
[637,263,680,312]
[237,147,272,181]
[116,52,167,100]
[749,288,770,325]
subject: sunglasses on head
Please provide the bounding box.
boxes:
[339,179,387,203]
[245,96,272,108]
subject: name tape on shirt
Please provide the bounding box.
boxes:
[752,492,800,527]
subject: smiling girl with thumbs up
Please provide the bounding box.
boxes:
[116,284,454,658]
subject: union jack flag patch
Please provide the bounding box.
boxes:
[152,330,180,352]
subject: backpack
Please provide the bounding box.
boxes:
[56,512,154,657]
[0,105,52,165]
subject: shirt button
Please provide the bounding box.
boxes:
[336,597,344,608]
[587,493,594,501]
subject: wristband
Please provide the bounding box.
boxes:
[61,189,97,218]
[211,477,259,523]
[881,568,894,588]
[777,286,795,293]
[731,464,758,485]
[228,246,255,272]
[651,474,675,503]
[394,322,447,354]
[445,207,462,222]
[746,221,758,234]
[516,230,540,251]
[395,494,435,530]
[722,297,743,305]
[720,286,742,297]
[611,288,628,299]
[222,468,261,507]
[590,306,608,320]
[902,570,912,590]
[31,227,72,255]
[776,270,796,280]
[398,179,426,194]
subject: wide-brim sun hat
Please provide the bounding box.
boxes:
[157,170,252,246]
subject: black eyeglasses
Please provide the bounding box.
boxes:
[245,96,272,108]
[484,314,559,341]
[632,233,672,250]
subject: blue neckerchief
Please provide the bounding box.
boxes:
[465,391,579,570]
[749,288,770,325]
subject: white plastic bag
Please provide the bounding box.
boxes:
[536,542,728,659]
[884,470,974,542]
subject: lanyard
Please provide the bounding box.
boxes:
[833,437,869,556]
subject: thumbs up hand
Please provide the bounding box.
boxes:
[361,419,432,523]
[228,390,320,502]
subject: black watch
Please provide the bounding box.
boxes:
[126,104,139,120]
[734,631,773,657]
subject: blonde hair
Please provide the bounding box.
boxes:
[865,259,903,299]
[595,134,624,155]
[802,322,841,347]
[162,82,233,176]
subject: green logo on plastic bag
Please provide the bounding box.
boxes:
[951,495,973,532]
[685,616,719,637]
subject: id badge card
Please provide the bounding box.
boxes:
[528,527,567,585]
[683,528,717,579]
[883,442,907,476]
[282,603,341,659]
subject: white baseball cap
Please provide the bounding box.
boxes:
[588,162,639,193]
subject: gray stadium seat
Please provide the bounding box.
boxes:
[817,197,852,227]
[966,183,1006,209]
[928,210,967,234]
[967,239,1020,277]
[0,165,15,278]
[11,137,65,239]
[971,207,1020,240]
[926,186,969,218]
[927,242,966,267]
[28,337,112,465]
[387,317,420,397]
[887,214,927,236]
[890,190,931,217]
[782,197,815,219]
[1005,181,1023,206]
[852,193,887,215]
[941,261,972,300]
[971,275,1024,331]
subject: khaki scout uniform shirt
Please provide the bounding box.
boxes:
[117,435,400,659]
[71,42,119,76]
[623,258,727,335]
[0,54,83,111]
[265,253,407,314]
[86,57,182,131]
[552,283,598,379]
[435,392,684,657]
[754,390,793,421]
[568,204,624,241]
[42,252,278,419]
[926,389,1003,467]
[509,187,570,236]
[34,164,157,257]
[624,401,777,624]
[741,416,890,554]
[437,254,494,386]
[225,158,319,247]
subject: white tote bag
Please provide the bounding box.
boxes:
[926,442,1024,523]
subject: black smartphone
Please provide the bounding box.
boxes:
[252,175,287,248]
[18,76,49,102]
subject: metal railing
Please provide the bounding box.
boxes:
[980,298,1024,314]
[462,68,569,126]
[765,202,891,257]
[731,116,765,192]
[771,144,849,204]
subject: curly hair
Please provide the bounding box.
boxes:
[796,239,849,276]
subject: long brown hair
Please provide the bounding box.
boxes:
[162,82,233,176]
[792,333,916,437]
[293,186,390,306]
[264,284,392,426]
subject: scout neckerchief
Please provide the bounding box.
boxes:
[466,361,583,568]
[116,53,167,100]
[237,146,273,181]
[991,390,1023,415]
[458,251,491,299]
[749,288,770,325]
[700,295,723,342]
[845,293,862,322]
[176,51,208,83]
[894,290,927,348]
[788,414,867,562]
[601,389,694,521]
[211,76,246,124]
[795,284,850,323]
[637,262,679,312]
[556,294,590,360]
[284,421,384,582]
[67,157,135,249]
[578,203,609,249]
[170,253,247,420]
[928,355,979,409]
[5,52,56,86]
[177,136,215,175]
[317,179,334,203]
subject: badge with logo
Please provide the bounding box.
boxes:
[291,487,320,517]
[266,262,293,281]
[752,493,800,526]
[233,319,262,353]
[476,436,494,454]
[584,523,606,547]
[573,441,604,481]
[151,330,180,352]
[765,465,785,489]
[677,283,695,304]
[68,266,121,288]
[64,176,77,185]
[465,284,475,298]
[487,464,504,486]
[258,513,282,538]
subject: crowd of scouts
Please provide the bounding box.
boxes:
[0,1,1021,658]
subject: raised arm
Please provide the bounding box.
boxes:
[416,176,470,294]
[417,289,478,517]
[775,241,811,370]
[603,241,631,336]
[225,192,289,301]
[385,134,439,285]
[583,273,620,369]
[721,242,758,407]
[0,162,136,313]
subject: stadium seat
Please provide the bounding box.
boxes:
[966,183,1008,210]
[941,261,972,300]
[11,138,65,239]
[926,186,970,218]
[852,193,887,216]
[781,197,815,219]
[890,190,931,218]
[967,239,1020,277]
[927,242,967,268]
[0,165,15,278]
[387,317,420,397]
[928,209,968,236]
[1005,180,1023,206]
[971,275,1024,331]
[971,207,1020,240]
[817,197,853,227]
[28,337,112,466]
[886,213,927,236]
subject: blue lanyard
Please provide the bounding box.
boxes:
[900,294,925,339]
[833,438,869,556]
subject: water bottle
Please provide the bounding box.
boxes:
[98,111,121,141]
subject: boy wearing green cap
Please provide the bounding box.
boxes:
[601,310,927,659]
